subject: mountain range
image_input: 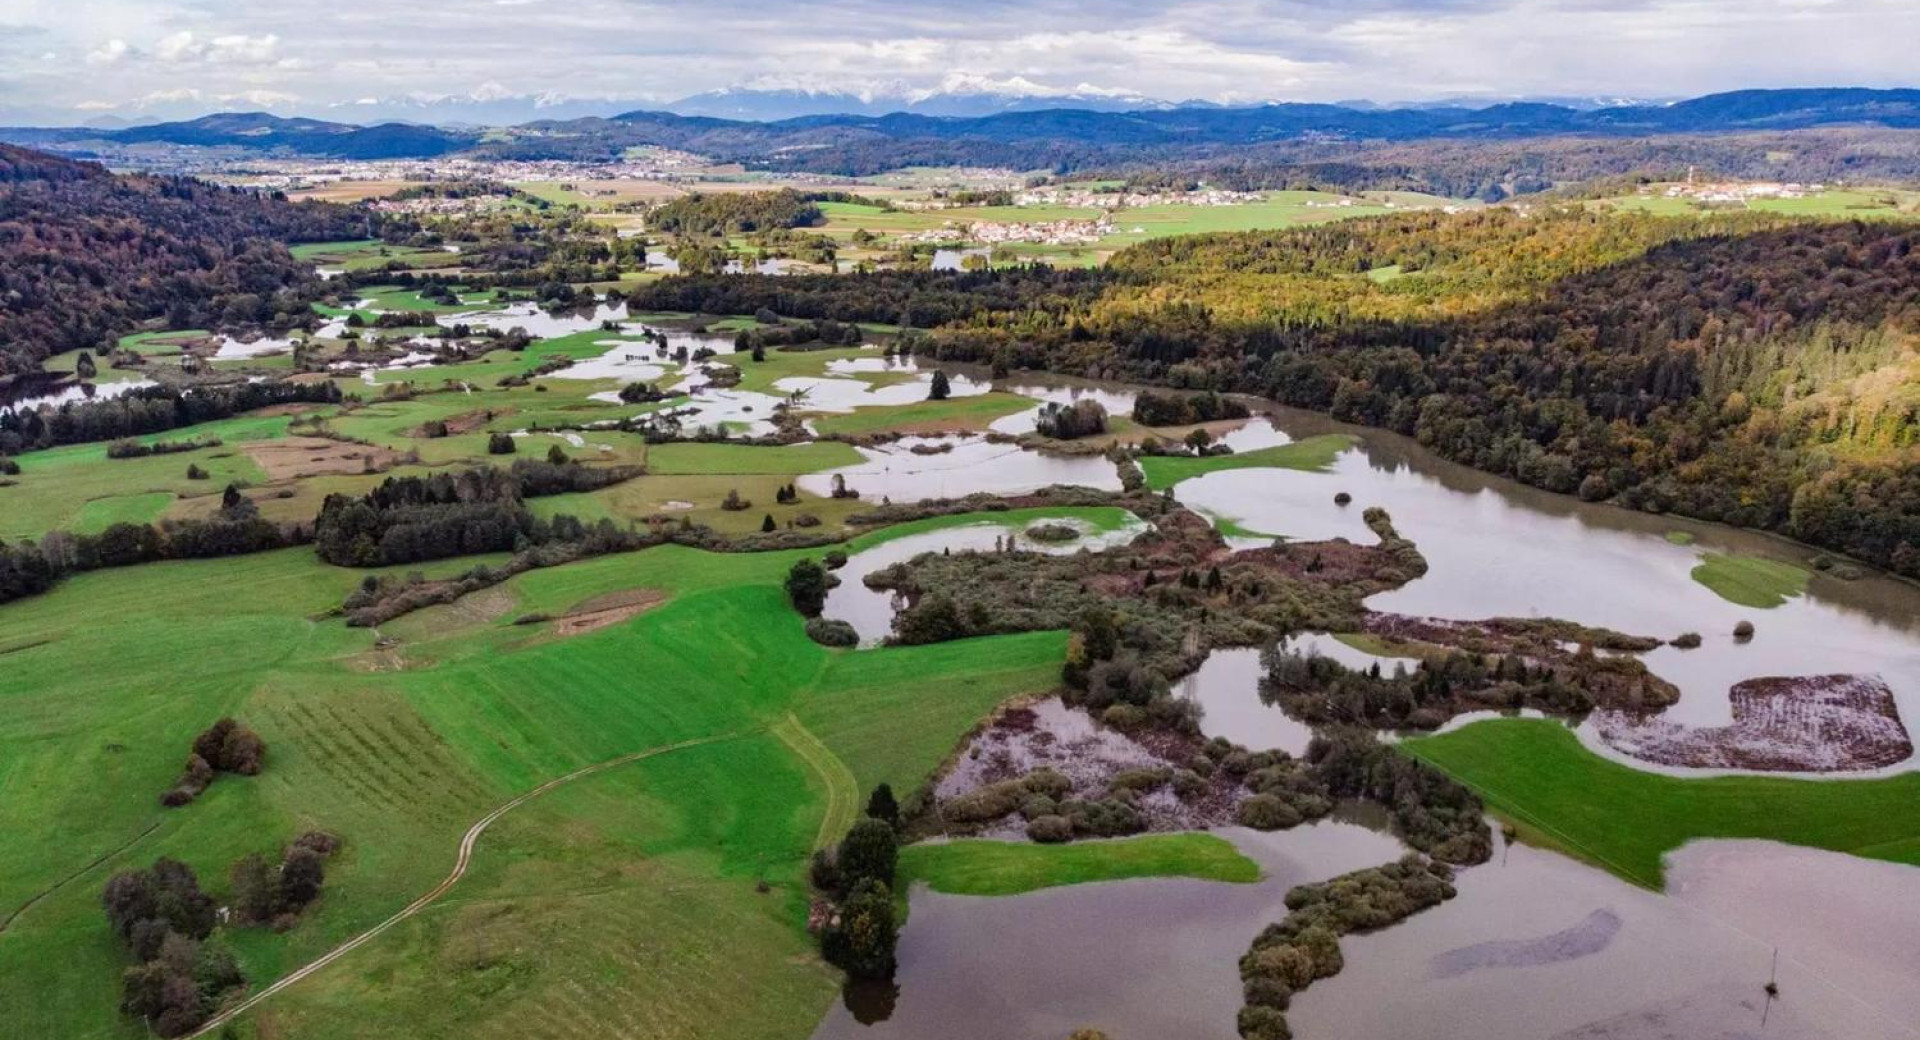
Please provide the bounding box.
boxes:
[6,87,1919,171]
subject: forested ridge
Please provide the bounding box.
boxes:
[631,210,1920,576]
[0,145,367,375]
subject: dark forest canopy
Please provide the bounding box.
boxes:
[629,211,1920,577]
[648,189,825,236]
[0,145,369,375]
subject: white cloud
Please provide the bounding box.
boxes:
[85,39,129,66]
[17,0,1920,122]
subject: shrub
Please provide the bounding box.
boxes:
[824,549,849,569]
[928,370,951,401]
[1237,794,1304,830]
[809,848,843,892]
[720,488,751,511]
[487,432,516,455]
[1333,492,1352,506]
[785,558,829,617]
[805,617,859,647]
[185,463,209,480]
[1733,619,1755,641]
[1671,631,1702,648]
[1026,815,1073,842]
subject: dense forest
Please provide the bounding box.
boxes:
[632,211,1920,576]
[0,145,367,375]
[647,189,824,236]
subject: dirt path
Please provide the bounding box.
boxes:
[189,731,743,1038]
[772,713,859,851]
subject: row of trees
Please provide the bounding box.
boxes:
[0,487,304,607]
[0,381,343,455]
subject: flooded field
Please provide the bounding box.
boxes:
[811,823,1407,1040]
[797,436,1122,503]
[816,821,1920,1040]
[1170,405,1920,775]
[1289,837,1920,1040]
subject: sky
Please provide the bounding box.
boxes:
[0,0,1916,124]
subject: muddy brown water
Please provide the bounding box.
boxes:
[1288,837,1920,1040]
[814,826,1920,1040]
[810,823,1407,1040]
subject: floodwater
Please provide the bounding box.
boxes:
[931,248,992,271]
[1169,405,1920,774]
[810,823,1408,1040]
[1288,837,1920,1040]
[990,383,1139,435]
[797,436,1122,504]
[822,515,1149,645]
[1178,634,1417,755]
[777,372,988,412]
[1,377,160,414]
[213,335,300,359]
[815,822,1920,1040]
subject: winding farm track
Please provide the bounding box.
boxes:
[772,713,860,851]
[188,731,744,1038]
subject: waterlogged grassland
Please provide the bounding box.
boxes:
[897,834,1261,897]
[1406,720,1920,889]
[1138,433,1356,491]
[0,494,1088,1037]
[806,392,1036,436]
[1689,552,1810,609]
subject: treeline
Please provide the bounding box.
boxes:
[0,145,369,374]
[640,211,1920,576]
[313,460,641,567]
[0,380,343,455]
[648,189,823,236]
[0,489,307,606]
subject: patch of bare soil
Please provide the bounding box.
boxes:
[407,409,506,438]
[1596,674,1911,772]
[246,436,399,480]
[552,588,668,637]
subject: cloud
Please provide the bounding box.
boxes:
[85,39,130,66]
[151,31,281,65]
[14,0,1920,124]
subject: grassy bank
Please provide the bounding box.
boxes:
[898,834,1261,897]
[1138,434,1356,490]
[1406,719,1920,890]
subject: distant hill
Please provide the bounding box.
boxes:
[6,88,1920,174]
[665,85,1171,121]
[0,145,369,374]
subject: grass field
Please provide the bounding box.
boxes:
[1406,719,1920,890]
[0,489,1083,1038]
[1689,552,1810,609]
[897,834,1260,897]
[1138,434,1356,490]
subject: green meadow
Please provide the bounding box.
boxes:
[1407,720,1920,890]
